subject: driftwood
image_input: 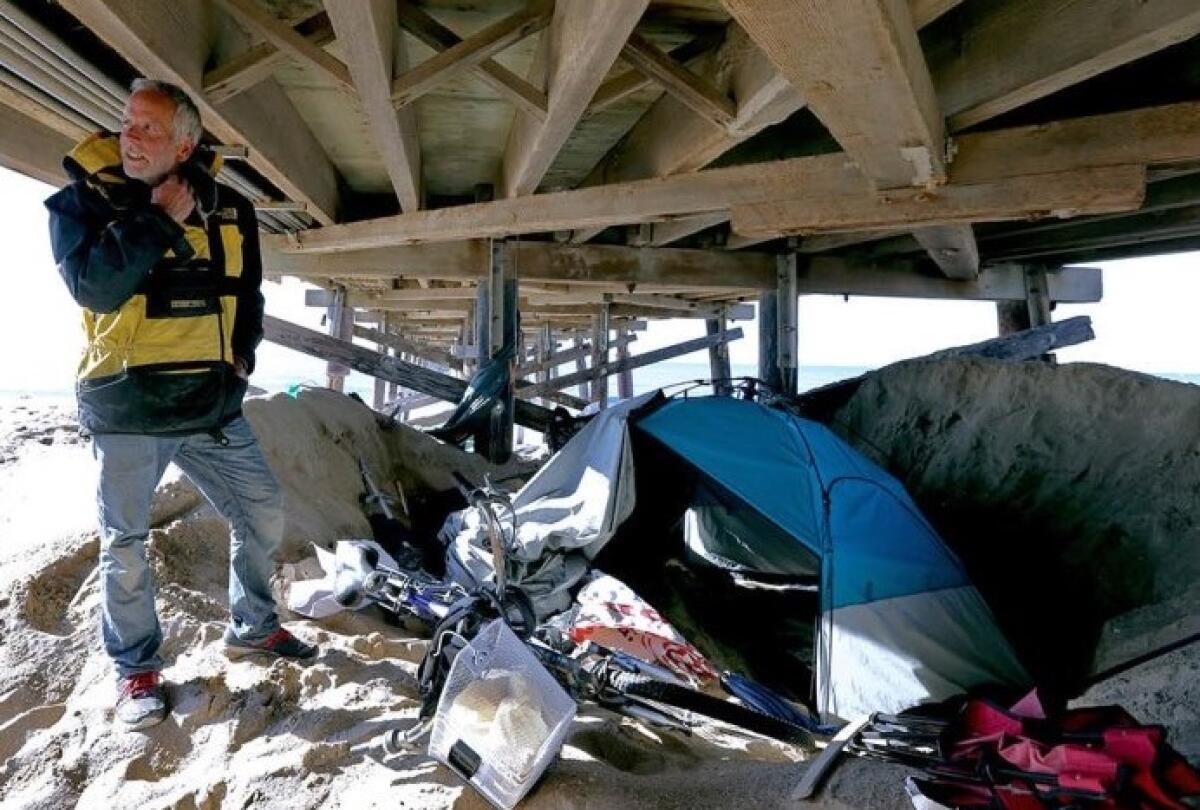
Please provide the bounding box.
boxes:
[790,316,1095,423]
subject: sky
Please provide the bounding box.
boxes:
[5,164,1200,395]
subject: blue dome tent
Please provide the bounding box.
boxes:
[444,393,1030,720]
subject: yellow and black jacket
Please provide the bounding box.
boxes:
[44,134,263,436]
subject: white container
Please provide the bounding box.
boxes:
[428,619,576,809]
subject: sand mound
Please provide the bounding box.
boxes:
[2,390,900,810]
[833,357,1200,750]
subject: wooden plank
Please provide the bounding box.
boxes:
[353,325,464,371]
[264,315,554,432]
[707,317,733,395]
[724,0,945,189]
[59,0,341,225]
[0,100,74,186]
[390,1,552,109]
[202,12,335,104]
[730,165,1147,238]
[757,291,782,392]
[281,100,1200,252]
[327,0,422,212]
[0,76,90,141]
[213,0,354,92]
[912,224,981,279]
[528,327,745,396]
[394,1,547,120]
[619,32,735,130]
[931,0,1200,132]
[792,259,1102,303]
[499,0,649,199]
[910,0,964,28]
[586,34,722,117]
[650,213,730,246]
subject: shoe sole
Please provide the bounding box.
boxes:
[119,710,167,731]
[223,643,317,663]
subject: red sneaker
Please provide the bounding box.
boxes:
[116,671,167,730]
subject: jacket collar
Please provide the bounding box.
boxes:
[64,133,223,214]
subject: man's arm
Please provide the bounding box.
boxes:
[230,194,264,375]
[44,181,185,314]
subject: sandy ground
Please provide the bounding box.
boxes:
[0,389,911,810]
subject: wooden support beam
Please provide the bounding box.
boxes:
[325,286,354,391]
[591,310,610,408]
[353,325,464,372]
[60,0,341,224]
[909,0,965,28]
[529,327,745,397]
[912,224,981,280]
[515,333,636,378]
[499,0,649,198]
[202,12,335,104]
[757,291,782,392]
[586,33,722,118]
[276,99,1200,253]
[0,100,73,186]
[776,254,798,395]
[724,0,945,190]
[649,213,730,246]
[616,327,635,400]
[794,259,1101,303]
[391,1,552,109]
[395,1,548,120]
[264,315,555,432]
[706,317,733,395]
[618,32,735,131]
[327,0,422,212]
[730,165,1146,239]
[213,0,354,92]
[931,0,1200,132]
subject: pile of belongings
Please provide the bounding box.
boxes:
[847,690,1200,809]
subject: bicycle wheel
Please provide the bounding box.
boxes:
[611,673,816,749]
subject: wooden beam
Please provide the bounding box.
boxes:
[394,1,547,120]
[499,0,649,199]
[586,33,722,118]
[527,327,745,396]
[353,324,464,371]
[281,100,1200,252]
[59,0,341,224]
[932,0,1200,132]
[730,165,1146,238]
[0,100,74,186]
[202,12,336,104]
[391,1,552,109]
[649,213,730,246]
[327,0,422,212]
[265,315,555,432]
[213,0,354,92]
[912,224,981,279]
[909,0,965,28]
[724,0,945,190]
[793,259,1101,303]
[619,32,735,131]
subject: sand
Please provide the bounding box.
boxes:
[0,388,909,810]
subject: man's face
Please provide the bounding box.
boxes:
[119,90,194,184]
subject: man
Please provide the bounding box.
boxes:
[44,79,317,731]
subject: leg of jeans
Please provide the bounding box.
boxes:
[173,416,283,642]
[92,432,178,677]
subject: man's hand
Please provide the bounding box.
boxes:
[151,175,195,224]
[234,356,250,380]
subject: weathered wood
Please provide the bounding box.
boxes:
[730,165,1146,239]
[795,259,1101,303]
[213,0,354,92]
[725,0,944,190]
[912,224,981,279]
[274,100,1200,252]
[619,32,736,131]
[616,327,634,400]
[59,0,341,224]
[931,0,1200,132]
[499,0,648,198]
[793,316,1096,423]
[528,327,746,397]
[650,213,730,246]
[325,286,354,391]
[0,100,73,186]
[776,254,798,394]
[353,325,464,372]
[515,333,636,378]
[1023,266,1053,328]
[706,317,733,395]
[264,315,555,432]
[591,311,609,409]
[586,34,722,118]
[909,0,964,28]
[757,291,783,392]
[391,1,551,109]
[327,0,422,212]
[202,12,336,104]
[393,1,546,120]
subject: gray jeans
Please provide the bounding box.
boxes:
[91,416,283,677]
